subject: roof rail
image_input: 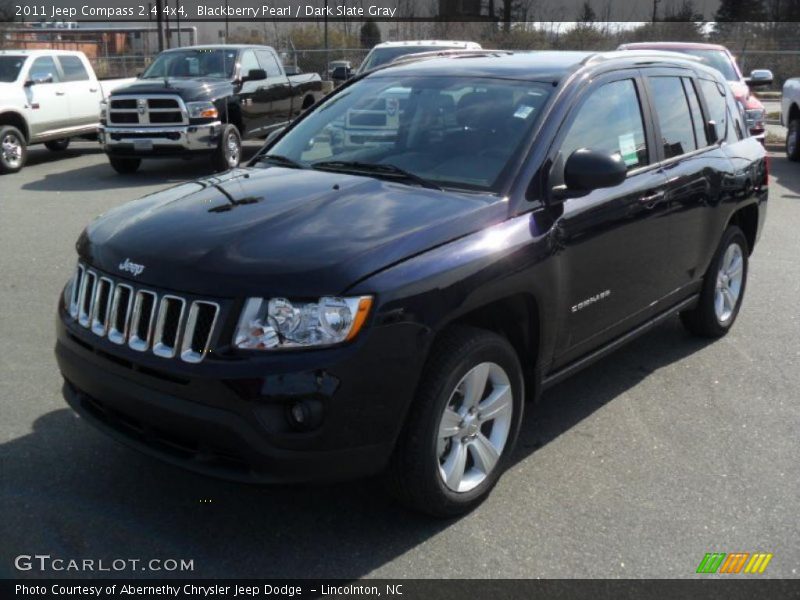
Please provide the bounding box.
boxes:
[583,50,704,65]
[388,49,515,68]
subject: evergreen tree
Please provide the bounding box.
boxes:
[359,19,381,49]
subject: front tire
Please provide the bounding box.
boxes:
[0,125,27,174]
[211,124,241,172]
[108,156,141,174]
[45,138,70,152]
[787,118,800,162]
[680,226,748,338]
[385,326,524,517]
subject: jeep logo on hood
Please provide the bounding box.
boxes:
[118,258,145,277]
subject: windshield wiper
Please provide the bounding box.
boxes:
[311,160,442,190]
[255,154,306,169]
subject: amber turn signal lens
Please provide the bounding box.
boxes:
[346,297,373,341]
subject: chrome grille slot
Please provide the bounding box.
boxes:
[90,277,114,336]
[181,301,220,364]
[129,291,158,351]
[78,271,97,327]
[108,284,133,344]
[153,296,186,358]
[69,264,85,319]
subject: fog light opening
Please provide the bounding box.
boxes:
[285,399,322,432]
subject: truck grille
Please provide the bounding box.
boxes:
[68,264,220,363]
[108,95,188,126]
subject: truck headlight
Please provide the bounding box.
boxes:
[186,101,219,119]
[100,100,107,121]
[234,296,372,350]
[745,108,765,127]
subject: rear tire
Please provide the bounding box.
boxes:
[0,125,27,174]
[211,124,241,172]
[787,118,800,162]
[680,226,748,338]
[385,326,524,517]
[45,138,70,152]
[108,156,141,174]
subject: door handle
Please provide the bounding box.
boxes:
[639,191,665,206]
[89,87,98,93]
[55,91,65,96]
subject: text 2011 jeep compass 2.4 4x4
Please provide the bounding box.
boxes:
[56,51,768,516]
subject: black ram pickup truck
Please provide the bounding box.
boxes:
[57,50,768,516]
[99,45,325,174]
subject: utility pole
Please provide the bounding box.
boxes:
[176,0,181,46]
[652,0,660,22]
[324,0,329,77]
[156,0,164,52]
[224,0,229,42]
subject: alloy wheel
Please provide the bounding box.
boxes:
[437,362,513,493]
[714,242,744,324]
[226,132,240,167]
[2,133,23,169]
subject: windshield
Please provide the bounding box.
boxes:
[141,48,237,79]
[358,46,465,73]
[679,49,739,81]
[0,56,25,83]
[263,75,552,192]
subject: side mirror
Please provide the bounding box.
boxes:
[552,149,627,200]
[244,68,267,82]
[706,120,720,144]
[746,69,773,87]
[25,74,53,86]
[264,126,286,145]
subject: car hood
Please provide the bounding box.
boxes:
[109,78,233,102]
[78,167,504,298]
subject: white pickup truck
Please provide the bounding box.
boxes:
[0,50,133,174]
[783,77,800,161]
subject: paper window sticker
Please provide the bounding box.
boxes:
[618,132,638,166]
[513,105,534,119]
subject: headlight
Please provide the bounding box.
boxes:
[234,296,373,350]
[745,108,765,126]
[99,100,107,120]
[186,100,219,120]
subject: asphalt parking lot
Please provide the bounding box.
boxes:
[1,142,799,579]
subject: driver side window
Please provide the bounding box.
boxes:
[558,79,648,176]
[239,51,260,78]
[28,56,60,83]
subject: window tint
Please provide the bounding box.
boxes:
[648,76,697,158]
[698,78,729,141]
[239,51,260,77]
[28,56,60,83]
[58,55,89,81]
[559,78,648,171]
[256,50,282,77]
[682,78,707,147]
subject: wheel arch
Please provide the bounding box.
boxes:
[0,111,30,142]
[727,202,759,255]
[434,293,542,401]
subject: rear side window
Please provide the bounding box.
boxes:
[559,78,648,171]
[648,76,697,158]
[28,56,60,83]
[682,78,708,147]
[698,78,729,141]
[58,55,89,82]
[256,50,282,78]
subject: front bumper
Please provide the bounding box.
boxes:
[55,309,427,483]
[99,122,222,158]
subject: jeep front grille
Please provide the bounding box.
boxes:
[67,264,220,364]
